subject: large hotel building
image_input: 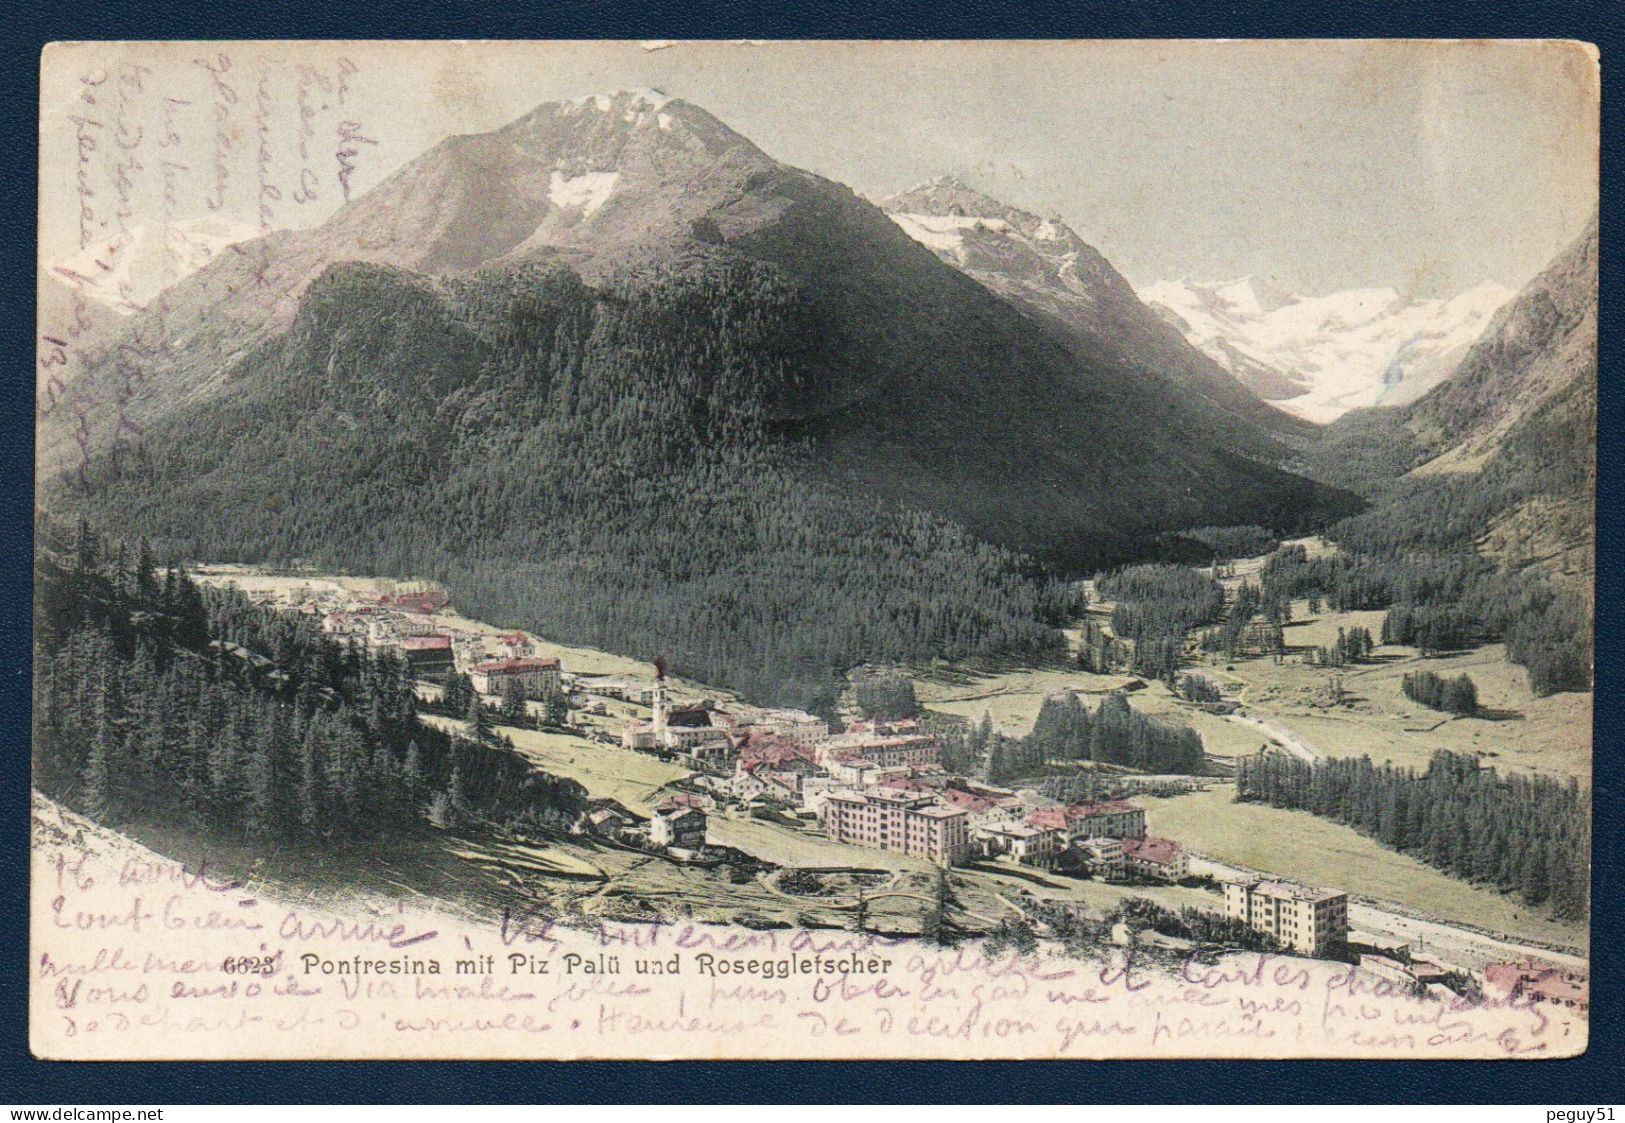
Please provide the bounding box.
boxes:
[1224,878,1349,956]
[823,788,970,866]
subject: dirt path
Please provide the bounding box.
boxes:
[1224,711,1322,761]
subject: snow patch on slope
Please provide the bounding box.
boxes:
[548,170,619,217]
[887,212,1014,263]
[1140,276,1514,424]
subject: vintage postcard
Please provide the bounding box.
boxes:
[32,40,1596,1060]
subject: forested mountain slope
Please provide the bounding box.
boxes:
[1272,219,1596,697]
[1302,216,1596,580]
[46,92,1358,708]
[58,260,1091,710]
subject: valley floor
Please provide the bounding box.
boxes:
[1143,786,1586,956]
[188,556,1589,963]
[911,538,1590,783]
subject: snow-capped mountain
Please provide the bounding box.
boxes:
[49,218,260,314]
[44,90,1353,566]
[880,177,1296,432]
[1139,276,1514,424]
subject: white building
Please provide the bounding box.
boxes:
[753,710,830,750]
[818,733,939,770]
[978,821,1060,868]
[1224,879,1349,956]
[1075,836,1127,880]
[823,788,970,866]
[650,805,707,850]
[1122,837,1189,881]
[469,657,561,700]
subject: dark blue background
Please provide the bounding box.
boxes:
[2,0,1618,1104]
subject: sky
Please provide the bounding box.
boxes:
[40,39,1598,299]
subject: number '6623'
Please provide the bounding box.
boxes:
[221,953,281,976]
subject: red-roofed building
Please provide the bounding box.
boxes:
[499,632,536,658]
[1064,800,1147,841]
[939,788,997,814]
[1122,836,1189,881]
[378,589,449,614]
[1028,804,1151,864]
[470,657,561,700]
[818,732,939,770]
[1026,808,1069,833]
[875,774,935,794]
[655,791,713,814]
[939,787,1019,831]
[737,734,817,771]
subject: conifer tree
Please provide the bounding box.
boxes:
[81,731,114,821]
[500,677,529,724]
[466,690,490,739]
[922,868,950,945]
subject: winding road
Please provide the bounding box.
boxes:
[1224,711,1322,762]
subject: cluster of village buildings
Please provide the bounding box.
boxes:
[607,674,1590,1007]
[244,577,1587,1010]
[612,670,1204,885]
[256,581,565,701]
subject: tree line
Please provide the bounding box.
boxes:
[1307,625,1376,668]
[1260,504,1590,697]
[1177,525,1280,564]
[1096,564,1226,680]
[1235,749,1588,921]
[1402,671,1479,716]
[850,669,921,722]
[1074,618,1128,674]
[33,523,588,843]
[1196,581,1286,660]
[60,261,1084,715]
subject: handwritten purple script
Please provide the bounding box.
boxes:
[30,817,1581,1060]
[39,51,373,487]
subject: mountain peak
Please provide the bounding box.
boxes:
[503,88,696,134]
[884,176,1021,222]
[493,88,767,156]
[551,88,677,117]
[919,173,978,193]
[881,177,1093,256]
[877,178,1296,432]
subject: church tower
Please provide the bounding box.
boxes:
[652,656,669,748]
